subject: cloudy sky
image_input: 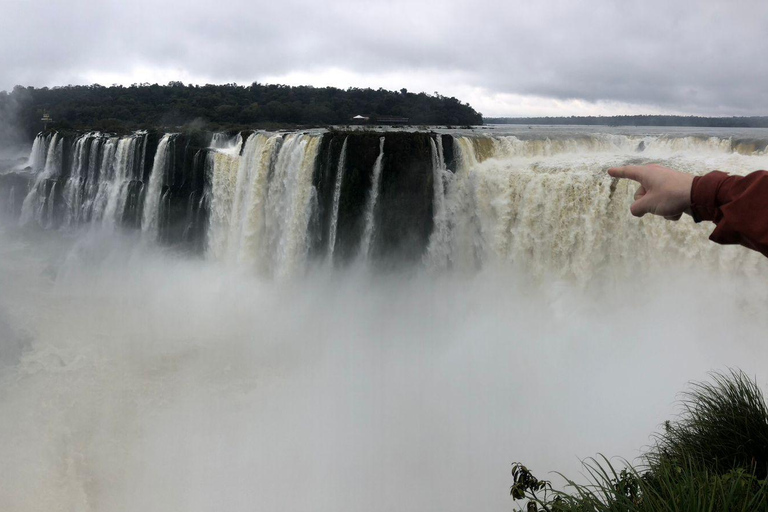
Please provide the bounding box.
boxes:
[1,0,767,117]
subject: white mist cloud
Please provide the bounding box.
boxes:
[1,221,768,511]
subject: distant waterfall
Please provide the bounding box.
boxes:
[208,133,280,263]
[20,133,63,226]
[327,136,348,260]
[207,132,321,277]
[359,136,385,260]
[62,132,103,226]
[25,133,50,173]
[425,135,450,268]
[101,133,147,229]
[210,132,243,151]
[142,134,175,241]
[88,137,119,222]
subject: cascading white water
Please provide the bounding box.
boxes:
[141,134,175,241]
[207,132,321,276]
[25,132,50,173]
[265,134,321,277]
[208,132,279,263]
[101,133,146,228]
[62,133,98,226]
[80,134,105,223]
[210,131,243,151]
[425,135,451,269]
[424,134,768,281]
[327,136,348,260]
[88,137,119,223]
[359,136,385,260]
[19,133,63,226]
[423,136,483,271]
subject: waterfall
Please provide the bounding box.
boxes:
[142,134,175,241]
[44,181,57,229]
[207,132,321,276]
[327,136,348,260]
[423,136,483,270]
[265,134,321,277]
[62,133,101,227]
[19,133,63,226]
[210,132,229,149]
[25,133,50,173]
[424,134,767,280]
[88,137,119,223]
[81,134,105,223]
[207,133,280,263]
[359,136,385,260]
[13,128,768,279]
[210,132,243,151]
[425,135,450,269]
[102,133,146,229]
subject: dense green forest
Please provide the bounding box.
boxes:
[486,115,768,127]
[0,82,483,140]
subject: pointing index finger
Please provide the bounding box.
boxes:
[608,165,646,183]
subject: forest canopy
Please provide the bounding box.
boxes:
[1,82,483,139]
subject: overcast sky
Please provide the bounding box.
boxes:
[1,0,767,117]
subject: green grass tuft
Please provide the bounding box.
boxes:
[512,370,768,511]
[649,369,768,480]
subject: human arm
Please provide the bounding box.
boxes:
[689,170,768,257]
[607,164,768,257]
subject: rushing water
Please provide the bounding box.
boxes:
[327,136,348,262]
[141,134,175,241]
[359,136,385,260]
[1,126,768,511]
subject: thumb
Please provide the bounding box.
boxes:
[630,194,654,217]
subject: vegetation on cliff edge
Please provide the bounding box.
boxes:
[0,82,483,141]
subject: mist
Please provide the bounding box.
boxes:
[1,216,766,511]
[0,89,31,167]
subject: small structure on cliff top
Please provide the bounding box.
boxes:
[41,111,53,130]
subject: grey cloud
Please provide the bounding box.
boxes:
[1,0,767,115]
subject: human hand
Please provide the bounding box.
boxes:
[607,164,694,220]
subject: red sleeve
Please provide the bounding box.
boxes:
[690,170,768,257]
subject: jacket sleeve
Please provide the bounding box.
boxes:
[690,170,768,257]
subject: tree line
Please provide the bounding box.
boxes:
[1,82,483,139]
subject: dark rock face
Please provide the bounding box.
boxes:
[311,131,437,265]
[371,132,435,264]
[311,133,345,259]
[161,132,210,249]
